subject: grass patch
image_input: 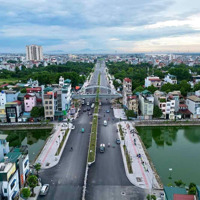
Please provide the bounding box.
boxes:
[0,78,19,85]
[123,145,133,174]
[118,124,124,140]
[55,129,69,156]
[88,73,101,163]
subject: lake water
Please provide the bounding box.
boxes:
[136,126,200,186]
[0,129,51,163]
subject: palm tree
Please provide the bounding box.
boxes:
[34,163,41,177]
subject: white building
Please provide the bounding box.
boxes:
[145,76,162,88]
[0,91,6,106]
[26,45,43,61]
[0,162,19,200]
[164,74,177,84]
[186,95,200,119]
[154,91,175,119]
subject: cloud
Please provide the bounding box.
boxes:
[0,0,200,53]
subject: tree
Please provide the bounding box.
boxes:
[34,163,41,177]
[174,179,185,187]
[21,188,31,199]
[31,107,41,118]
[15,66,20,74]
[126,110,136,119]
[188,183,196,195]
[27,175,38,196]
[147,85,157,94]
[179,80,191,96]
[193,82,200,91]
[20,88,27,93]
[153,105,163,118]
[134,86,144,93]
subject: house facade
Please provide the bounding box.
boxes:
[24,94,37,112]
[145,76,162,88]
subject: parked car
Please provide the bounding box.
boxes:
[71,125,75,130]
[116,138,121,144]
[40,184,49,196]
[106,110,110,113]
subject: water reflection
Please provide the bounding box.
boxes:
[184,127,200,143]
[137,127,178,148]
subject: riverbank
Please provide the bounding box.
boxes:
[0,125,53,130]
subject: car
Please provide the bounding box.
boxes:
[83,108,87,112]
[100,144,105,153]
[71,125,75,130]
[87,107,90,111]
[116,138,121,144]
[87,102,90,106]
[89,112,92,115]
[40,184,49,196]
[81,128,85,133]
[106,110,110,113]
[99,102,102,106]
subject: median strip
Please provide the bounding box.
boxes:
[88,73,101,164]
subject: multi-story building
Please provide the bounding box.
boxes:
[24,94,37,112]
[5,101,22,122]
[0,162,19,200]
[164,74,177,84]
[0,91,6,106]
[122,78,132,108]
[5,91,20,103]
[127,95,138,114]
[168,91,181,113]
[145,76,162,88]
[186,95,200,119]
[26,45,43,61]
[154,91,175,119]
[0,135,9,161]
[139,90,154,119]
[43,87,55,120]
[0,106,6,122]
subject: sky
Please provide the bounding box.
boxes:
[0,0,200,53]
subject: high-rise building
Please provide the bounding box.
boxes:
[26,45,43,61]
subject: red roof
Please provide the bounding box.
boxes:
[75,86,80,90]
[149,78,161,81]
[174,194,195,200]
[26,87,41,93]
[13,100,22,105]
[178,109,192,115]
[0,84,8,88]
[128,95,137,99]
[124,78,131,82]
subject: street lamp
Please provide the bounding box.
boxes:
[169,168,172,179]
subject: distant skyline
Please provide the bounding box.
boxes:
[0,0,200,53]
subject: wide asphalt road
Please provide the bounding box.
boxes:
[86,61,146,200]
[38,62,100,200]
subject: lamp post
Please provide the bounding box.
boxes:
[169,168,172,179]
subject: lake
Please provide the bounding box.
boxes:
[136,126,200,186]
[0,129,51,163]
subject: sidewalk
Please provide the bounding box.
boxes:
[113,108,127,120]
[117,121,160,190]
[35,123,72,169]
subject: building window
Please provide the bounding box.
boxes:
[45,106,48,109]
[49,101,52,104]
[45,101,48,104]
[46,112,49,115]
[10,179,16,190]
[49,106,52,109]
[50,111,52,115]
[4,188,7,193]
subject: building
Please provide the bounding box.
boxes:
[5,91,20,103]
[0,106,6,122]
[0,135,9,161]
[26,45,43,61]
[27,79,39,88]
[145,76,162,88]
[5,101,22,123]
[122,78,132,108]
[24,94,37,112]
[164,74,177,84]
[168,91,181,113]
[139,90,154,119]
[43,87,55,120]
[154,91,175,119]
[0,91,6,106]
[127,95,138,114]
[186,95,200,119]
[178,104,191,119]
[0,162,19,200]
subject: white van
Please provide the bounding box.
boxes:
[103,120,107,126]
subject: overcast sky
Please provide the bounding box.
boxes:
[1,0,200,53]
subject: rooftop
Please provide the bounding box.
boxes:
[124,78,131,82]
[187,95,200,102]
[174,194,195,200]
[164,186,187,200]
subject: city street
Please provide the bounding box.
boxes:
[86,61,146,200]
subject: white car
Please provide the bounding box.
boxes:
[71,125,75,130]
